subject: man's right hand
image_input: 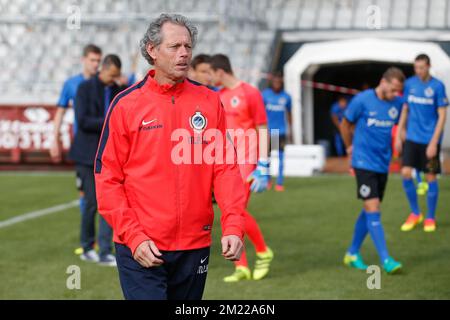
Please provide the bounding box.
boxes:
[49,141,62,162]
[346,145,353,157]
[133,239,164,268]
[346,145,353,168]
[395,138,403,154]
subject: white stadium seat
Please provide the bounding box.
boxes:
[0,0,449,102]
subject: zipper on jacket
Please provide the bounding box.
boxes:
[171,95,181,249]
[174,165,181,250]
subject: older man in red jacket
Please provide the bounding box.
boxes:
[94,13,246,300]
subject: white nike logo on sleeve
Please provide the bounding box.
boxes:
[142,119,157,126]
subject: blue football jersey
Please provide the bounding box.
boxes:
[262,88,292,136]
[57,73,87,135]
[404,76,448,144]
[330,101,347,123]
[345,89,403,173]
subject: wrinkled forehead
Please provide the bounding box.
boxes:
[160,22,192,45]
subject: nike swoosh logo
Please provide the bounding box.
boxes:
[142,119,157,126]
[200,256,208,264]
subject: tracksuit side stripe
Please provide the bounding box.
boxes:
[95,75,149,174]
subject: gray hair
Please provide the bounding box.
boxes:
[140,13,198,65]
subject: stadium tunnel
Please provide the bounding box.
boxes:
[284,38,450,150]
[312,61,414,156]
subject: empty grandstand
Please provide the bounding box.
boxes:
[1,0,450,172]
[0,0,447,103]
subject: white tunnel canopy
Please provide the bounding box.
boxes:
[284,38,450,148]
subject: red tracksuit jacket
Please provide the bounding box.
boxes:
[94,70,246,254]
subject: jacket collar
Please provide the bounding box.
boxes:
[145,69,186,96]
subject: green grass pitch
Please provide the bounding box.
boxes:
[0,172,449,299]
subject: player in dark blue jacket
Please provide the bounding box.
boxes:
[70,54,126,265]
[50,44,102,256]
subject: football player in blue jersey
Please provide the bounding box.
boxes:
[262,72,292,191]
[341,67,405,274]
[50,44,102,160]
[330,95,349,156]
[395,54,448,232]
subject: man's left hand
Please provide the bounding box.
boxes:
[221,235,243,261]
[426,143,437,159]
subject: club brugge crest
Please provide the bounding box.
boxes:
[360,184,371,198]
[424,87,434,98]
[231,96,240,108]
[189,111,207,132]
[388,107,398,119]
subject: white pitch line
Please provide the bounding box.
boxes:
[0,200,79,229]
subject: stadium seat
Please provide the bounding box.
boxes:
[1,0,449,103]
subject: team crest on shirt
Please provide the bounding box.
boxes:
[230,96,240,108]
[424,87,434,97]
[360,184,371,198]
[278,97,287,105]
[388,107,398,120]
[189,111,207,132]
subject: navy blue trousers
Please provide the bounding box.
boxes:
[115,243,210,300]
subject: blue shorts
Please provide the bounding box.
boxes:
[115,243,210,300]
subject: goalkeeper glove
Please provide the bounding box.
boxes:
[247,159,270,193]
